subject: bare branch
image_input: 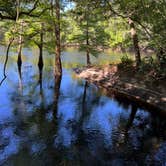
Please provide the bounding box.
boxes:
[0,38,14,86]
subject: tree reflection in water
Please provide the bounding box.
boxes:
[0,48,165,165]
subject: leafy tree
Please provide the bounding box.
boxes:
[104,0,166,69]
[71,0,109,65]
[105,17,131,51]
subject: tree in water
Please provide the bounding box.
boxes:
[105,0,142,68]
[54,0,62,75]
[38,23,44,71]
[17,20,23,76]
[0,0,41,85]
[128,18,141,68]
[32,22,44,84]
[53,74,62,121]
[71,0,109,65]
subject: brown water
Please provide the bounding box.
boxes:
[0,47,166,166]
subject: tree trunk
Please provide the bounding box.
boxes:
[17,32,23,94]
[0,39,14,86]
[86,39,91,65]
[17,21,23,74]
[86,7,91,66]
[87,48,90,65]
[55,0,62,75]
[38,44,43,90]
[128,18,141,68]
[38,23,44,71]
[38,45,43,70]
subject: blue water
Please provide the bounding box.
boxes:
[0,47,165,166]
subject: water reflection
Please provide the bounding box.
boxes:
[81,81,88,123]
[0,47,165,165]
[126,104,138,131]
[53,75,62,117]
[17,63,23,94]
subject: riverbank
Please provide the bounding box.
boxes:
[74,65,166,112]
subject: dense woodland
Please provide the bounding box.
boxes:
[0,0,165,78]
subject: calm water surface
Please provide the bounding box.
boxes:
[0,47,166,166]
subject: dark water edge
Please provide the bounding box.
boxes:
[0,48,165,166]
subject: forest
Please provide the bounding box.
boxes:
[0,0,165,165]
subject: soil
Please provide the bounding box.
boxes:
[74,65,166,112]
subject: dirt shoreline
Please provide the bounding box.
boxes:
[74,65,166,112]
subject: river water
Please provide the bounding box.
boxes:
[0,47,166,166]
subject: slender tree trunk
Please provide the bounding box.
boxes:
[16,0,22,70]
[86,34,90,65]
[38,45,43,70]
[37,28,44,100]
[17,20,23,75]
[37,23,44,88]
[55,0,62,75]
[17,22,23,95]
[38,43,43,91]
[128,18,141,68]
[86,7,91,66]
[38,23,44,71]
[0,39,14,86]
[0,0,20,86]
[38,43,43,92]
[17,40,22,73]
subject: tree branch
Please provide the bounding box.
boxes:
[0,0,44,20]
[0,38,14,86]
[0,13,16,20]
[105,0,153,39]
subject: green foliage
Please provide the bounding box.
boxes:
[71,0,109,56]
[120,54,133,66]
[139,56,154,72]
[138,56,166,79]
[60,13,82,45]
[0,0,165,74]
[105,17,131,49]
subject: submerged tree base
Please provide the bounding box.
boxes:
[74,65,166,112]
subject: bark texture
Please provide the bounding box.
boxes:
[55,0,62,75]
[128,18,141,68]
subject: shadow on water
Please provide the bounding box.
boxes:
[0,47,165,165]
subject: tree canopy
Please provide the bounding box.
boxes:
[0,0,165,72]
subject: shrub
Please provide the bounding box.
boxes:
[119,54,133,67]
